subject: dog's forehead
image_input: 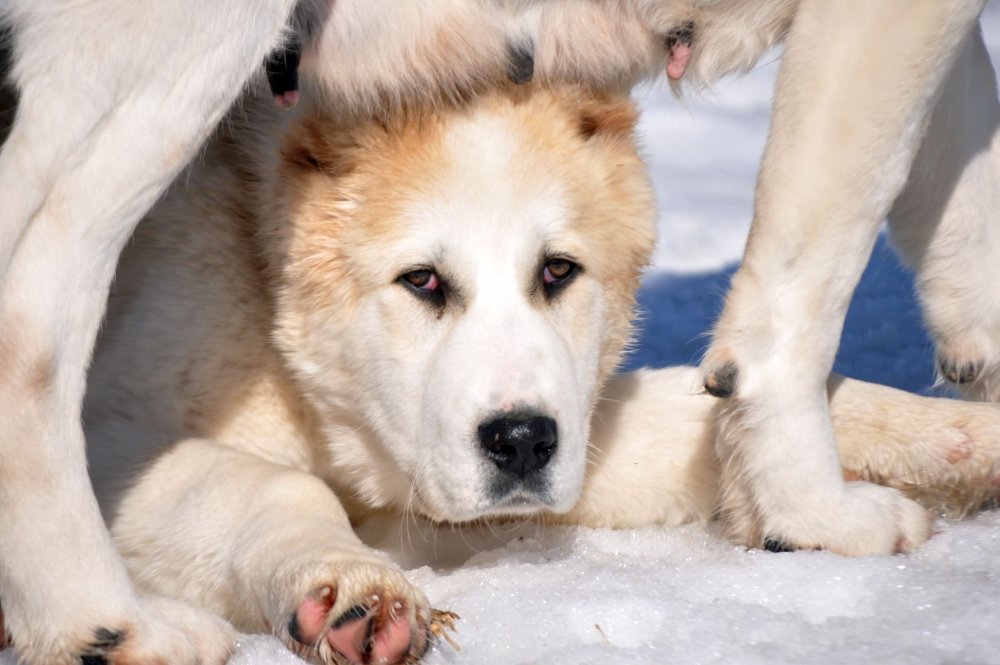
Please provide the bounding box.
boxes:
[400,108,575,248]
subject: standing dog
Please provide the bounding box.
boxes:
[0,1,995,663]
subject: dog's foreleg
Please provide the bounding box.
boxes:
[888,24,1000,401]
[106,438,432,665]
[567,368,1000,531]
[0,2,299,662]
[702,0,986,555]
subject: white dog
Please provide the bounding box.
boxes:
[82,82,1000,665]
[0,0,996,663]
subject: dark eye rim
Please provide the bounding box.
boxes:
[542,255,581,298]
[398,267,446,307]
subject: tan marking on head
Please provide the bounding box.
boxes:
[261,85,655,388]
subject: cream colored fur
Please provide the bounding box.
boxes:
[80,85,1000,665]
[1,0,998,662]
[702,0,998,556]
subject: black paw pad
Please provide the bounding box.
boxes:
[704,362,739,398]
[332,605,368,629]
[287,611,306,645]
[763,537,795,553]
[80,657,109,665]
[506,40,535,85]
[664,20,695,50]
[938,356,979,385]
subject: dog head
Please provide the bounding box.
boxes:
[262,86,655,521]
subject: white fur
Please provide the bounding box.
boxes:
[703,0,997,555]
[1,0,997,661]
[82,85,1000,665]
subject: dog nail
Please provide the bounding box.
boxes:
[763,537,794,553]
[705,362,739,397]
[938,356,979,385]
[90,628,124,649]
[664,21,695,49]
[265,37,302,107]
[507,40,535,84]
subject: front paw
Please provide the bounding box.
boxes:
[279,562,431,665]
[761,482,932,556]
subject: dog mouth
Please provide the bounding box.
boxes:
[488,491,552,515]
[411,478,555,522]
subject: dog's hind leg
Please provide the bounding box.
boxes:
[0,1,299,662]
[888,24,1000,402]
[702,0,987,555]
[563,368,1000,531]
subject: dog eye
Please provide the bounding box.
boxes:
[399,269,445,306]
[542,258,579,299]
[402,270,438,290]
[543,259,577,285]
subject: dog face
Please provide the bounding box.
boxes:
[264,86,655,521]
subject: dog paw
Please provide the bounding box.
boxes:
[763,482,931,556]
[281,563,431,665]
[5,595,233,665]
[937,354,980,386]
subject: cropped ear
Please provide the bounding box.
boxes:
[280,116,357,176]
[576,96,639,141]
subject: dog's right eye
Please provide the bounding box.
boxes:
[399,269,445,307]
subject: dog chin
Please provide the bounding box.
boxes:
[413,486,568,523]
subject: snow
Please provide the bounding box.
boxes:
[6,9,1000,665]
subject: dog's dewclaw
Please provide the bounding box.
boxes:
[429,609,461,652]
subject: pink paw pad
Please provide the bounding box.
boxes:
[290,588,415,665]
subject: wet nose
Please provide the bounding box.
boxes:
[478,414,558,479]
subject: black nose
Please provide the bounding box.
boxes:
[478,414,558,479]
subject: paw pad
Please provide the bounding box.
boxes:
[290,585,420,665]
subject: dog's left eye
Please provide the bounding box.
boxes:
[543,258,578,287]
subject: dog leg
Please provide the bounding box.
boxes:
[702,0,987,555]
[888,25,1000,401]
[568,368,1000,532]
[105,438,432,665]
[829,375,1000,517]
[562,366,720,529]
[0,2,299,662]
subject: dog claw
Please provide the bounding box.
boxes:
[938,356,980,385]
[705,361,739,397]
[507,40,535,85]
[763,537,795,553]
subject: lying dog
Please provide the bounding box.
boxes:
[75,82,1000,665]
[0,1,995,663]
